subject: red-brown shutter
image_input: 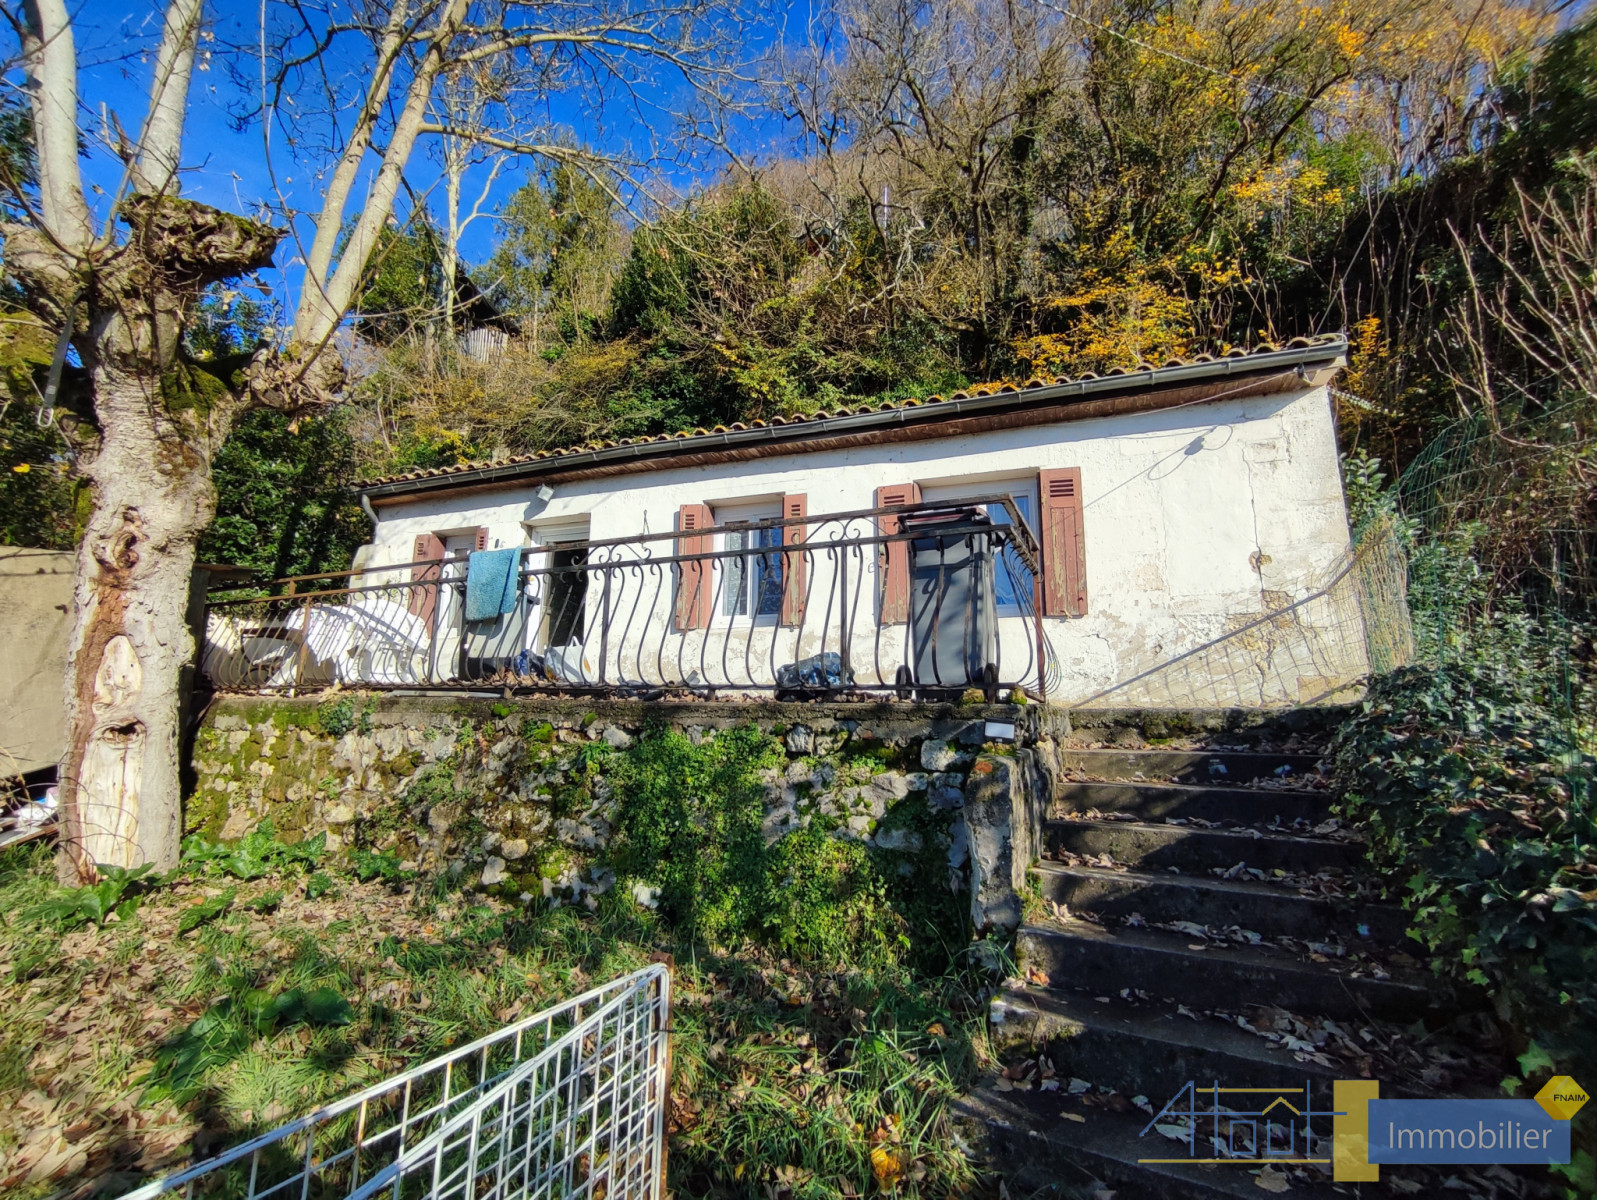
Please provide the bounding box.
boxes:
[410,532,446,631]
[675,504,713,631]
[473,526,489,551]
[1039,468,1087,617]
[780,493,807,626]
[875,482,921,624]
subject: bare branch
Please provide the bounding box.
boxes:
[132,0,203,196]
[21,0,92,252]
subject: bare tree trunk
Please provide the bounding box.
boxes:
[60,361,215,873]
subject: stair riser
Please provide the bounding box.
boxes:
[1046,821,1362,874]
[1035,868,1409,944]
[969,1111,1339,1200]
[996,1010,1335,1101]
[1060,750,1325,784]
[1058,782,1332,824]
[1018,928,1429,1021]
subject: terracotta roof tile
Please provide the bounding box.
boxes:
[359,334,1345,489]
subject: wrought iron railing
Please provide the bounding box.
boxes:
[118,964,671,1200]
[201,498,1053,701]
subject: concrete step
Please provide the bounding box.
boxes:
[1059,748,1326,785]
[1046,817,1364,875]
[955,1084,1347,1200]
[1033,861,1409,944]
[1017,917,1432,1021]
[1056,780,1333,825]
[988,986,1341,1102]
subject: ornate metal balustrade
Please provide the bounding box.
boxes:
[201,498,1053,701]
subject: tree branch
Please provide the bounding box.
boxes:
[132,0,203,197]
[21,0,92,252]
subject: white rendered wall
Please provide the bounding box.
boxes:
[364,385,1354,704]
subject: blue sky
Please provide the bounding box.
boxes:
[64,0,796,315]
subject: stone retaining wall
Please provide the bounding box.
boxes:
[189,695,1055,935]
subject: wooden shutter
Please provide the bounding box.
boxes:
[1039,468,1087,617]
[875,482,921,624]
[409,532,446,631]
[780,493,807,626]
[675,504,713,631]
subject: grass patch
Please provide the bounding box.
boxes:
[0,839,991,1198]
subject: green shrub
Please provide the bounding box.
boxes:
[180,820,325,880]
[316,697,357,737]
[22,862,156,929]
[1333,615,1596,1119]
[603,725,919,965]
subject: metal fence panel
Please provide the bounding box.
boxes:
[119,965,670,1200]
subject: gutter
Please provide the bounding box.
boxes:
[361,337,1346,503]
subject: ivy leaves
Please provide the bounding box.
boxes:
[1334,636,1596,1104]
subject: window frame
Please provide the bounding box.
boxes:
[710,502,785,625]
[917,479,1038,616]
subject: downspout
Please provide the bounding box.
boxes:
[360,490,379,534]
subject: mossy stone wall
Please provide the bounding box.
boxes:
[188,695,1056,936]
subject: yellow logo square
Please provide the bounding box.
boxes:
[1535,1076,1588,1121]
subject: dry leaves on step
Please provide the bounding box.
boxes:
[1254,1165,1291,1193]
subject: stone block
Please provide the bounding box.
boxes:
[480,856,507,886]
[928,772,965,809]
[921,739,971,771]
[500,837,529,861]
[872,827,922,852]
[602,726,635,750]
[872,772,913,799]
[964,753,1046,934]
[785,724,813,754]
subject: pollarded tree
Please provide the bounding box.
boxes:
[3,0,746,879]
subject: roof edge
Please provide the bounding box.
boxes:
[361,336,1346,502]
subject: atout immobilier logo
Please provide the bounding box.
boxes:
[1136,1075,1587,1182]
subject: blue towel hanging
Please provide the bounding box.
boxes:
[465,548,521,621]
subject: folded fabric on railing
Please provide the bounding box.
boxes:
[465,548,521,621]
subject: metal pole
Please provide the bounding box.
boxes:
[598,567,612,685]
[294,595,313,693]
[1033,569,1048,705]
[838,548,851,686]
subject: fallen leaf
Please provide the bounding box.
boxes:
[870,1144,903,1189]
[1254,1165,1291,1193]
[1060,1112,1086,1123]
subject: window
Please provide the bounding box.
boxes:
[712,501,784,621]
[721,524,783,618]
[918,481,1037,615]
[525,518,591,648]
[987,495,1033,613]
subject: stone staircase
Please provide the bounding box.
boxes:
[959,721,1439,1198]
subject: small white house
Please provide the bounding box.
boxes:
[317,336,1354,706]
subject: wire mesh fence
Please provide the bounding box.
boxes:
[1076,515,1414,710]
[118,964,671,1200]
